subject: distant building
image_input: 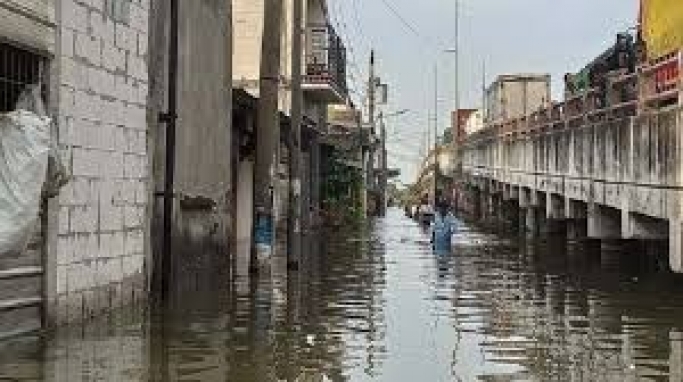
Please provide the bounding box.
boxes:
[464,110,484,135]
[452,109,477,143]
[485,74,551,124]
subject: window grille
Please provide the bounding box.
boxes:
[106,0,131,24]
[0,42,48,113]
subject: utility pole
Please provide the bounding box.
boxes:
[482,60,487,122]
[433,63,439,207]
[367,50,377,216]
[453,0,460,141]
[379,112,387,216]
[287,0,304,269]
[449,0,461,211]
[453,0,460,205]
[252,0,284,268]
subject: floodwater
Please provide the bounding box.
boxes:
[3,208,683,381]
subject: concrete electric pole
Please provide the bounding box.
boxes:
[367,50,377,216]
[252,0,284,268]
[444,0,460,209]
[378,109,408,217]
[433,63,439,207]
[379,112,387,216]
[287,0,304,269]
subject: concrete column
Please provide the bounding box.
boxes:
[502,199,520,232]
[479,190,489,221]
[670,329,683,382]
[566,219,587,242]
[523,207,540,238]
[565,198,588,242]
[587,203,621,240]
[492,193,503,224]
[310,136,321,226]
[472,187,482,219]
[669,219,683,273]
[543,193,566,237]
[546,193,564,220]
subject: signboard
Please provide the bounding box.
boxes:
[642,0,683,58]
[327,104,361,130]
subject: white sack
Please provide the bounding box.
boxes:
[0,110,51,254]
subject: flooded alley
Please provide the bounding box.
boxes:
[1,209,683,381]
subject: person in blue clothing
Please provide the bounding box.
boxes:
[431,199,457,252]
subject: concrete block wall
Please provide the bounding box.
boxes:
[52,0,149,324]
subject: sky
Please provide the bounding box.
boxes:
[328,0,639,184]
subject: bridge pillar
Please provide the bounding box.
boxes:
[472,188,484,219]
[587,204,622,240]
[622,211,668,240]
[522,208,537,237]
[478,190,488,220]
[566,219,587,242]
[546,193,564,220]
[519,189,541,238]
[502,199,520,232]
[494,193,504,225]
[669,219,683,273]
[564,199,588,242]
[544,193,567,236]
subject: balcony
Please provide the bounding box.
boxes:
[304,24,348,103]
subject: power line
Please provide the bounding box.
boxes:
[329,0,367,104]
[378,0,433,47]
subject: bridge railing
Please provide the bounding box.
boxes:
[465,51,682,148]
[463,106,683,193]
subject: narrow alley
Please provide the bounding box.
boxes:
[1,209,683,380]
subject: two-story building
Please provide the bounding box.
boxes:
[232,0,348,261]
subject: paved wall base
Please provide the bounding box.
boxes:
[50,273,145,327]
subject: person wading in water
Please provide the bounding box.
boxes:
[431,199,457,252]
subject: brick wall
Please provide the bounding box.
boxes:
[53,0,149,323]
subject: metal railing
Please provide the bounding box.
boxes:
[304,24,348,96]
[464,50,683,146]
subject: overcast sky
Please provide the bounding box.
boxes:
[329,0,638,184]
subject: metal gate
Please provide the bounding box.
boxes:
[0,42,47,338]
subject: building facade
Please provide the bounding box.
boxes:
[0,0,234,335]
[232,0,348,260]
[147,0,233,292]
[45,0,150,326]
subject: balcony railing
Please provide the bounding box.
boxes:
[304,24,348,101]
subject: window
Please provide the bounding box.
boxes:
[0,43,48,112]
[106,0,131,24]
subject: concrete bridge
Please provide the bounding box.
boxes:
[460,105,683,272]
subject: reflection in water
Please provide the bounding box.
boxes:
[1,209,683,380]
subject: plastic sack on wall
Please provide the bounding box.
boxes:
[0,86,52,254]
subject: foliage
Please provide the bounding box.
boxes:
[321,151,364,226]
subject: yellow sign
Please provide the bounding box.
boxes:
[643,0,683,59]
